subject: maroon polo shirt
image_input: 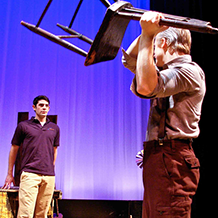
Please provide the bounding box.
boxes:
[12,117,60,176]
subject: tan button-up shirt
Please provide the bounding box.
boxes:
[122,50,206,141]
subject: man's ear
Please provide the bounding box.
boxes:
[32,105,36,112]
[160,38,170,54]
[160,38,167,48]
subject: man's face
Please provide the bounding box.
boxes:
[33,100,50,118]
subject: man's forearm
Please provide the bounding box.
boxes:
[7,145,19,176]
[126,35,141,59]
[2,145,19,189]
[136,34,158,96]
[53,147,58,165]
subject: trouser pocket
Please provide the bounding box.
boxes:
[157,196,192,217]
[162,148,200,196]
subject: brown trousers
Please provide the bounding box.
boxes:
[142,140,200,218]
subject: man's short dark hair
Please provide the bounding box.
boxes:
[33,95,50,106]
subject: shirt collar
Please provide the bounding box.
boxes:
[162,55,192,70]
[30,116,50,124]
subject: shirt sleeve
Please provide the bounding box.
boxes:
[121,48,137,74]
[54,126,60,147]
[11,123,25,146]
[130,62,204,99]
[147,63,204,98]
[122,48,204,99]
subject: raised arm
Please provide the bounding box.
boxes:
[125,35,141,59]
[136,12,168,96]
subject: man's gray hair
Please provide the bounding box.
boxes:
[156,27,192,54]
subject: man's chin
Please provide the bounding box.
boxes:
[39,113,47,118]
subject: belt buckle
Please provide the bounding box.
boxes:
[158,138,164,146]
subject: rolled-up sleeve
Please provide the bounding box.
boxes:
[122,50,203,99]
[147,64,203,98]
[121,48,137,74]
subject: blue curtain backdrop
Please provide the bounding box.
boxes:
[0,0,150,200]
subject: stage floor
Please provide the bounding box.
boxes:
[57,199,142,218]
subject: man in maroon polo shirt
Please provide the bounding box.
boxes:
[3,95,60,218]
